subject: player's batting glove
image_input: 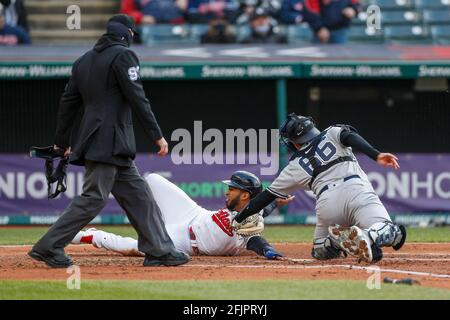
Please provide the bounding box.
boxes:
[263,247,283,260]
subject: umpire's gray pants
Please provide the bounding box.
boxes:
[32,161,178,257]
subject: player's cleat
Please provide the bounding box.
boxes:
[392,225,407,251]
[143,251,190,267]
[28,250,73,268]
[371,243,383,262]
[328,225,374,263]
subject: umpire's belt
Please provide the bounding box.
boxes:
[317,175,360,198]
[189,226,199,256]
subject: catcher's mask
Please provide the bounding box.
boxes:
[279,113,321,151]
[29,146,69,199]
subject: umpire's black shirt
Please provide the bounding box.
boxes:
[54,22,163,167]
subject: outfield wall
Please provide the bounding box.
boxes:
[1,45,449,224]
[0,153,449,225]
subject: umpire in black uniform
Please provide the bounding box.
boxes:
[29,14,189,268]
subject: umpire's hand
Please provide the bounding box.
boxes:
[155,137,169,156]
[54,145,71,157]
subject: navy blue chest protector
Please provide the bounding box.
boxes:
[290,130,355,188]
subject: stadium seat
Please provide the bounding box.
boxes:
[431,25,450,44]
[140,25,194,45]
[422,10,450,24]
[235,25,252,42]
[385,25,433,44]
[414,0,450,10]
[368,0,414,10]
[189,24,209,42]
[381,10,422,25]
[348,26,385,44]
[286,24,313,44]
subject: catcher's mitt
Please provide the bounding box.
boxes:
[232,213,264,236]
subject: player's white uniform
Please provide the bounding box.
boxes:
[73,174,252,256]
[267,126,392,240]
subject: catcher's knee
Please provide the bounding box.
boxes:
[311,236,345,260]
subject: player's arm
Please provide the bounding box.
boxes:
[246,235,283,260]
[339,126,380,160]
[339,126,400,169]
[262,197,295,218]
[234,190,278,223]
[262,201,277,218]
[54,59,82,149]
[112,50,163,141]
[235,165,298,223]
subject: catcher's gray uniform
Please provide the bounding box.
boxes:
[267,125,400,259]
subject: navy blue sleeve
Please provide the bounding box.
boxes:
[18,27,31,44]
[280,0,303,24]
[302,9,324,31]
[235,190,278,223]
[340,126,380,161]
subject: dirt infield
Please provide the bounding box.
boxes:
[0,243,449,290]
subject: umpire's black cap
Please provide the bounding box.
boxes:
[222,171,262,198]
[108,14,139,35]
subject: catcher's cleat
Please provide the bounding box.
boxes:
[328,225,373,263]
[392,225,407,251]
[371,243,383,262]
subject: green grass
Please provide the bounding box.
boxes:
[1,280,449,300]
[0,226,449,245]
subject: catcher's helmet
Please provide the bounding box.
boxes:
[279,113,321,146]
[222,171,262,198]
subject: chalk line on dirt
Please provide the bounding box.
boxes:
[185,264,450,279]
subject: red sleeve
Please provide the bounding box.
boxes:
[120,0,143,25]
[304,0,320,15]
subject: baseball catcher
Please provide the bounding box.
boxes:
[233,113,407,263]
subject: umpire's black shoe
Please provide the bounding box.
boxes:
[143,251,190,267]
[28,250,73,268]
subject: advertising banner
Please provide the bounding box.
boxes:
[1,154,449,217]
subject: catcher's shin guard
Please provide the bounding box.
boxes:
[367,222,406,250]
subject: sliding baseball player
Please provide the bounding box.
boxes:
[71,171,286,259]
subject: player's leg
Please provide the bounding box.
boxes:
[312,226,346,260]
[349,180,406,249]
[311,192,347,260]
[111,164,183,258]
[145,173,201,226]
[354,203,406,251]
[329,181,406,262]
[72,228,143,256]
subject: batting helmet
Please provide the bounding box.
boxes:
[279,113,321,146]
[222,171,262,198]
